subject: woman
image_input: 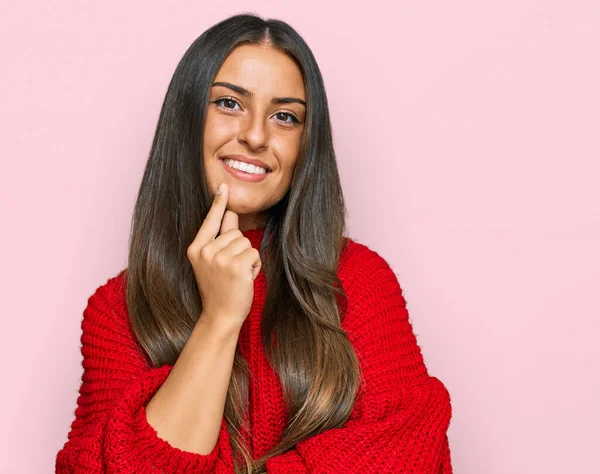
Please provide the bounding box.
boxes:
[56,13,453,474]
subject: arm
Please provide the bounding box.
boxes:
[264,246,453,473]
[55,272,236,473]
[145,316,240,455]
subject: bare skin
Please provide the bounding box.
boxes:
[203,43,306,231]
[144,44,306,457]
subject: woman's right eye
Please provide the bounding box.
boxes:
[213,97,241,110]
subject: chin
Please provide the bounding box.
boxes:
[228,202,261,215]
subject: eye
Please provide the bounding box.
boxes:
[212,97,300,125]
[212,97,242,111]
[274,111,300,124]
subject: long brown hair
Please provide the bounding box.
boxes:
[125,13,361,473]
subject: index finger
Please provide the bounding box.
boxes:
[193,182,229,247]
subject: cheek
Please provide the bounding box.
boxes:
[203,112,237,151]
[272,132,302,171]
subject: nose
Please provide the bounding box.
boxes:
[238,112,268,151]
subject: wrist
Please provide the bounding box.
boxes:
[194,312,242,342]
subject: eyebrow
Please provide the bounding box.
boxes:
[212,81,306,107]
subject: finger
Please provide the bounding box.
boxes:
[251,258,261,280]
[203,228,244,259]
[220,209,239,236]
[214,233,253,261]
[192,183,229,247]
[235,247,262,281]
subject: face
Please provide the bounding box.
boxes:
[203,44,306,231]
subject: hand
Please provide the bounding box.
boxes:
[186,183,262,331]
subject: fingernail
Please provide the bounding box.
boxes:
[217,183,225,195]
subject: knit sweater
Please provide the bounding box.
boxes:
[55,226,453,473]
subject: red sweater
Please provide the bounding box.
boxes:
[56,226,453,473]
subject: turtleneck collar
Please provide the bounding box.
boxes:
[241,226,266,249]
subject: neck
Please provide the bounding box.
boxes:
[238,212,267,232]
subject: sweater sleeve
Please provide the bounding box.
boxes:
[55,272,235,473]
[264,245,454,474]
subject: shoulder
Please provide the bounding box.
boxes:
[85,268,127,313]
[80,268,149,364]
[338,236,409,324]
[336,238,426,373]
[339,237,402,293]
[81,268,130,334]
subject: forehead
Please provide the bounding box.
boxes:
[214,44,305,99]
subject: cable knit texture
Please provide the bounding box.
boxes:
[56,226,453,473]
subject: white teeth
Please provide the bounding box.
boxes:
[224,159,268,175]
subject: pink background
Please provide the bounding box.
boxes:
[1,1,599,473]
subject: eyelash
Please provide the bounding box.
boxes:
[211,96,301,125]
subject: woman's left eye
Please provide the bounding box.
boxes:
[274,112,300,124]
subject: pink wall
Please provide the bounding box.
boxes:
[1,1,598,472]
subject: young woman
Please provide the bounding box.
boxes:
[56,13,453,474]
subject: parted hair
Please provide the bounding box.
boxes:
[125,13,361,473]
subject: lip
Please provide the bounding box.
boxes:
[220,157,271,183]
[220,154,272,172]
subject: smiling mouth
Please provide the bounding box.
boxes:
[219,157,272,183]
[219,158,272,175]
